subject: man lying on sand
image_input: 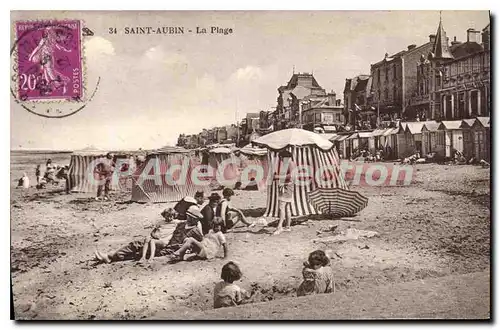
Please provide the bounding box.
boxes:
[94,206,204,264]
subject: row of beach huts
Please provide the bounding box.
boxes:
[321,117,490,161]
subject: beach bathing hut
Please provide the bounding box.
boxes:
[130,147,211,203]
[395,122,409,158]
[347,131,372,154]
[252,129,348,218]
[437,120,464,158]
[379,127,398,159]
[67,151,134,193]
[470,117,490,161]
[332,134,351,159]
[459,119,477,160]
[369,129,386,152]
[421,121,443,157]
[396,121,437,158]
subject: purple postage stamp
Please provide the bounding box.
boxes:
[15,20,83,102]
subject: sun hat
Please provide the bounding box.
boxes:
[186,205,203,222]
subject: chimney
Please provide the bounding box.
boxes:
[467,28,481,43]
[482,27,490,51]
[327,91,336,106]
[451,36,460,46]
[429,34,436,44]
[407,44,417,51]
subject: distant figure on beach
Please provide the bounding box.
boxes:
[297,250,335,297]
[95,153,115,201]
[273,150,296,235]
[17,173,30,189]
[35,165,42,184]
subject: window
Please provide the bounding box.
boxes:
[458,92,466,118]
[471,90,479,116]
[377,69,380,83]
[393,65,397,79]
[336,113,341,121]
[393,86,397,100]
[322,113,334,124]
[384,89,388,99]
[385,67,389,81]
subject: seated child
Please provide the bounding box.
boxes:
[297,250,335,297]
[214,261,253,309]
[138,208,177,263]
[172,218,227,261]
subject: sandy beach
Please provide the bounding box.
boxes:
[10,151,490,319]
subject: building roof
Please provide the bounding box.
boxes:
[422,121,440,132]
[371,128,387,137]
[397,122,408,134]
[476,116,490,128]
[438,120,463,130]
[405,121,437,134]
[383,127,399,136]
[319,133,338,141]
[432,18,454,60]
[460,119,476,129]
[336,134,351,142]
[347,131,373,139]
[450,42,484,59]
[286,73,322,90]
[372,50,405,67]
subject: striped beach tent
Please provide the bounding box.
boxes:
[252,129,348,218]
[67,151,134,193]
[130,148,211,203]
[207,147,240,188]
[237,144,269,190]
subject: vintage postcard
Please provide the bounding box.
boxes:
[10,10,491,320]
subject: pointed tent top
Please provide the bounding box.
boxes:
[432,13,454,60]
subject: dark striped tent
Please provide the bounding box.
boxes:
[67,152,134,193]
[264,145,348,217]
[251,128,348,218]
[130,147,211,203]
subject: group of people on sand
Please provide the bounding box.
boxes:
[93,149,336,308]
[94,188,255,265]
[94,149,297,262]
[94,194,336,308]
[17,159,69,190]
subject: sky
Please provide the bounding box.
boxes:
[10,10,490,150]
